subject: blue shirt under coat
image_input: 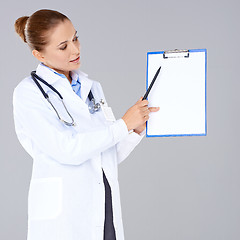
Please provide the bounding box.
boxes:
[40,63,82,98]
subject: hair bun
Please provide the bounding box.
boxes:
[14,16,29,43]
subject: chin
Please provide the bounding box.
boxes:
[69,62,81,70]
[70,65,80,72]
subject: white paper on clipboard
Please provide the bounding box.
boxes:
[146,49,207,137]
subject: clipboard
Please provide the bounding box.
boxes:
[146,49,207,137]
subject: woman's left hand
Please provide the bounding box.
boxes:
[133,106,160,134]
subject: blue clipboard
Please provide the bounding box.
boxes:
[146,49,207,137]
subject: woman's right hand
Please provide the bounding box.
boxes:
[122,97,150,131]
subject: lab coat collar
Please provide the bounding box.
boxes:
[35,63,93,103]
[36,63,65,85]
[72,68,93,103]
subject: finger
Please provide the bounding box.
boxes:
[138,107,149,116]
[136,97,143,103]
[142,106,149,111]
[138,99,149,106]
[148,107,160,112]
[144,115,150,121]
[142,107,150,114]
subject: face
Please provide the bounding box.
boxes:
[34,19,80,75]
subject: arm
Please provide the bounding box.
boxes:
[116,129,145,164]
[116,100,159,164]
[95,83,159,164]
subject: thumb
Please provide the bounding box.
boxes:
[136,97,143,103]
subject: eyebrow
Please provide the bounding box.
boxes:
[57,31,77,47]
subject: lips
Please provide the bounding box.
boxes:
[70,56,80,63]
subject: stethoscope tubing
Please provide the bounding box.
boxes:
[30,71,100,126]
[31,71,63,99]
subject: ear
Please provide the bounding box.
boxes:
[32,49,45,62]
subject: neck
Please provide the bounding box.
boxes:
[58,71,72,84]
[42,63,72,84]
[66,73,72,84]
[57,71,72,84]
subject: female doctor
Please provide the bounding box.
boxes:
[13,9,159,240]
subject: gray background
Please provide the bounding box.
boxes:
[1,0,239,239]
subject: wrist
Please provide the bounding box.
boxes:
[133,129,142,135]
[134,128,146,136]
[121,117,131,131]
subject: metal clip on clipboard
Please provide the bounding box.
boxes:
[163,49,189,59]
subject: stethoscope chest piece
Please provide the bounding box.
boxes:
[88,98,101,114]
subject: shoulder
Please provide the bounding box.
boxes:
[13,75,43,106]
[92,80,102,90]
[14,76,36,95]
[85,74,104,93]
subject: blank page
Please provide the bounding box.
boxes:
[146,49,207,137]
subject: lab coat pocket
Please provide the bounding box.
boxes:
[28,177,63,221]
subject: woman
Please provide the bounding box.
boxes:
[13,9,159,240]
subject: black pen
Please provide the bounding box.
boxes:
[142,66,161,100]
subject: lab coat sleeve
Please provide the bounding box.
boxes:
[13,82,129,166]
[95,82,145,165]
[116,129,145,165]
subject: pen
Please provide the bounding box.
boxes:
[142,66,161,100]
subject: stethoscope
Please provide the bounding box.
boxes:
[31,71,101,126]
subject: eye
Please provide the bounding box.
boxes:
[73,36,79,42]
[60,45,67,50]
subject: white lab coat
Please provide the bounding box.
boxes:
[13,63,145,240]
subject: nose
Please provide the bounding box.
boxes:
[71,41,80,55]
